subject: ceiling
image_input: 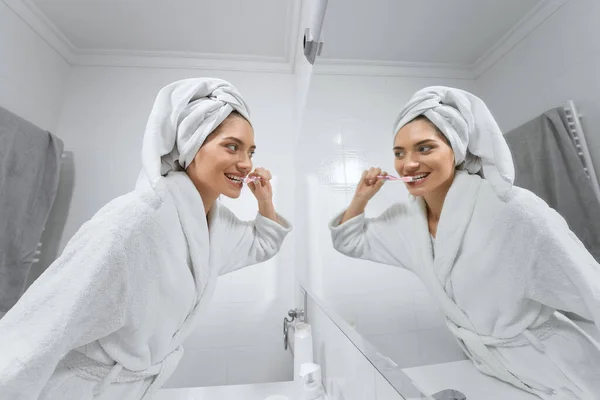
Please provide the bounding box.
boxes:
[9,0,565,77]
[321,0,541,65]
[31,0,293,59]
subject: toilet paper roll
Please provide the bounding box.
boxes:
[293,322,314,380]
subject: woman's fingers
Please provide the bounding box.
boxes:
[252,167,272,181]
[365,167,382,185]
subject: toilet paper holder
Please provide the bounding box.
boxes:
[283,308,305,350]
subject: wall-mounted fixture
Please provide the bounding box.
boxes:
[303,0,328,64]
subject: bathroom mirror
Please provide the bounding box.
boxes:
[295,0,600,397]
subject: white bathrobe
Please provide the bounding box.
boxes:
[0,171,291,400]
[330,171,600,399]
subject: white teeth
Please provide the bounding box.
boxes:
[225,174,243,182]
[410,173,429,181]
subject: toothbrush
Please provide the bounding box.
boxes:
[244,176,262,183]
[376,175,415,182]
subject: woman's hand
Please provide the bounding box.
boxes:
[248,167,273,203]
[248,167,280,223]
[339,167,387,224]
[353,167,387,203]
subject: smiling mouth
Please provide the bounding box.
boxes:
[404,173,430,182]
[225,173,244,186]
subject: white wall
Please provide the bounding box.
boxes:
[296,74,475,369]
[476,0,600,181]
[0,0,71,131]
[53,66,297,386]
[307,293,406,400]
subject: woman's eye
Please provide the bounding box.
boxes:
[419,145,432,153]
[249,151,255,159]
[226,144,238,151]
[394,151,404,158]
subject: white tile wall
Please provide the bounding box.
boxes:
[165,347,228,387]
[307,293,407,400]
[417,328,467,365]
[226,341,293,385]
[162,266,295,388]
[366,332,422,369]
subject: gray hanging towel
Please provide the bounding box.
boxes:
[505,107,600,262]
[0,106,63,312]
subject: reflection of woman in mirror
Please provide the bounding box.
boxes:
[0,78,291,399]
[330,87,600,399]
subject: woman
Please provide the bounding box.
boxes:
[0,78,292,399]
[329,86,600,399]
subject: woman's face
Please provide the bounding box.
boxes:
[186,114,255,200]
[393,118,455,198]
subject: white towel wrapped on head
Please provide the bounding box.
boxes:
[141,77,251,188]
[393,86,515,199]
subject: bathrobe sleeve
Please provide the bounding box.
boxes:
[328,204,413,269]
[524,204,600,331]
[216,206,292,275]
[0,212,138,399]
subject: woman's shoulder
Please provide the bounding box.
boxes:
[81,189,170,243]
[470,179,557,228]
[54,191,166,271]
[496,185,555,224]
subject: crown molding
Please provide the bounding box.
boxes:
[2,0,75,64]
[4,0,299,73]
[312,0,569,80]
[313,58,474,79]
[72,50,293,73]
[470,0,569,78]
[4,0,568,78]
